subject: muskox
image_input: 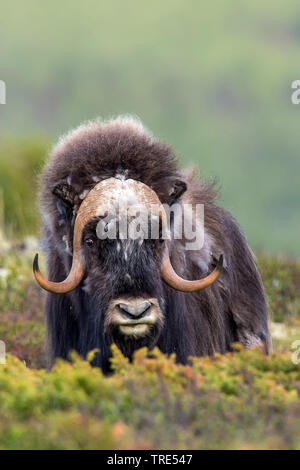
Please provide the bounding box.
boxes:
[34,116,269,371]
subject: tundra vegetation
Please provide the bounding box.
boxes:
[0,140,299,449]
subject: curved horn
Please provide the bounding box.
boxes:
[33,178,117,294]
[161,242,223,292]
[142,189,223,292]
[161,243,223,292]
[33,222,85,294]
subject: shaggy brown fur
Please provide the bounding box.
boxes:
[39,116,270,371]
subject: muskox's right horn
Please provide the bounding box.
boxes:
[33,179,115,294]
[33,228,85,294]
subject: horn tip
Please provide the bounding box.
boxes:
[33,253,39,273]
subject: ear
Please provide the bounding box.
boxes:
[51,182,76,208]
[165,177,187,205]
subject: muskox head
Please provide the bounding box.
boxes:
[34,175,222,353]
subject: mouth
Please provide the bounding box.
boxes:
[118,322,153,337]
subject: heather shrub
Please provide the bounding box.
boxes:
[0,347,299,450]
[0,235,299,449]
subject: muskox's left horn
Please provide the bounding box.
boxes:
[161,242,223,293]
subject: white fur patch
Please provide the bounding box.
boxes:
[79,189,89,200]
[62,235,72,255]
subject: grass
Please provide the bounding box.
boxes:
[0,232,299,449]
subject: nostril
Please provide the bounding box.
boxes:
[118,301,151,319]
[138,302,151,317]
[118,304,134,318]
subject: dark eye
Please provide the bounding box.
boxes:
[85,238,94,247]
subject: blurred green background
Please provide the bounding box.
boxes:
[0,0,299,255]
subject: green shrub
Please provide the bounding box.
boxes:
[0,235,300,449]
[0,347,299,450]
